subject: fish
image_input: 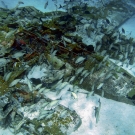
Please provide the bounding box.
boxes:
[11,52,25,59]
[51,50,58,57]
[38,87,46,94]
[43,89,51,94]
[109,43,113,50]
[59,110,68,118]
[101,90,104,97]
[105,73,112,80]
[129,46,133,53]
[101,50,107,56]
[75,67,84,75]
[3,72,12,81]
[95,45,101,52]
[45,112,54,120]
[15,118,26,131]
[83,72,90,78]
[125,52,128,59]
[81,70,88,77]
[99,72,106,78]
[26,77,33,91]
[5,29,17,39]
[9,79,21,87]
[69,76,75,83]
[89,67,94,76]
[79,78,84,84]
[35,84,42,90]
[91,84,95,91]
[102,55,109,62]
[71,92,78,99]
[97,62,102,70]
[56,82,68,95]
[44,1,48,9]
[106,18,110,24]
[51,79,63,90]
[1,1,8,8]
[86,91,94,98]
[47,97,62,108]
[14,1,24,9]
[97,83,104,89]
[41,102,49,108]
[122,28,125,34]
[38,110,52,120]
[95,99,101,123]
[119,54,124,60]
[0,58,10,66]
[75,56,86,64]
[18,1,24,4]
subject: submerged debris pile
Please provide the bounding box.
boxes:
[0,0,135,134]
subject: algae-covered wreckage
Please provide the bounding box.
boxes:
[0,0,135,134]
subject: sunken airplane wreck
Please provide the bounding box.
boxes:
[0,0,135,134]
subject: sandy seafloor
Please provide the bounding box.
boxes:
[0,0,135,135]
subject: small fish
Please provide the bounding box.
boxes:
[119,54,124,60]
[1,1,8,8]
[38,111,51,120]
[119,44,123,52]
[75,56,86,64]
[99,72,106,78]
[18,1,24,4]
[59,110,68,118]
[101,90,104,97]
[59,4,68,10]
[3,72,12,81]
[5,29,17,39]
[101,50,107,56]
[124,52,128,59]
[103,55,109,62]
[122,28,125,34]
[106,18,110,24]
[95,99,101,123]
[11,52,25,59]
[0,58,9,66]
[35,84,42,90]
[51,50,58,57]
[69,76,75,83]
[95,45,101,52]
[15,118,26,131]
[43,89,50,94]
[79,78,84,84]
[105,73,112,80]
[129,46,133,53]
[38,87,46,94]
[26,77,33,91]
[9,79,21,87]
[83,72,90,78]
[109,43,113,50]
[97,83,104,89]
[75,67,84,75]
[44,1,48,9]
[41,102,49,108]
[56,82,68,95]
[51,79,63,90]
[45,112,54,120]
[81,70,88,77]
[47,97,61,108]
[63,40,67,47]
[71,92,78,99]
[97,62,102,70]
[86,91,94,98]
[90,67,94,75]
[91,84,95,91]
